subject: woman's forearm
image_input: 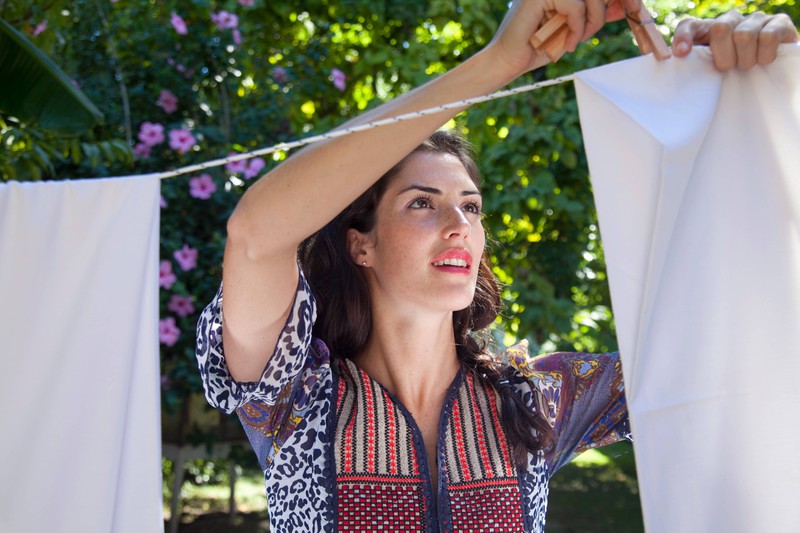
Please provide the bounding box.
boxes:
[227,46,528,260]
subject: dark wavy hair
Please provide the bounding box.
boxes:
[299,130,553,464]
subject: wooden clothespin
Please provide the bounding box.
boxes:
[530,1,671,63]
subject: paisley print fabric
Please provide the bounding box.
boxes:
[196,269,630,532]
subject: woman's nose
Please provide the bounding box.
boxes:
[441,206,471,239]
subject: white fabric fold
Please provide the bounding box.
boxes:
[576,45,800,533]
[0,177,163,533]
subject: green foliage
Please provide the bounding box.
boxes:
[3,0,796,436]
[548,441,643,531]
[0,17,103,135]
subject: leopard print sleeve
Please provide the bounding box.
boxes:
[195,269,317,414]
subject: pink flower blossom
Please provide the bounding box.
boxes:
[225,154,248,174]
[157,89,178,114]
[170,12,188,35]
[331,68,346,92]
[272,66,288,84]
[160,194,167,208]
[137,122,165,147]
[133,143,152,159]
[211,11,238,30]
[168,128,197,153]
[159,260,177,289]
[32,20,48,37]
[244,157,266,180]
[167,294,196,317]
[189,173,217,199]
[159,317,181,346]
[238,0,254,6]
[173,244,198,271]
[232,28,242,46]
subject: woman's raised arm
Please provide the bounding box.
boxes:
[219,0,641,382]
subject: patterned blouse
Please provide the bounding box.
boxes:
[196,270,629,532]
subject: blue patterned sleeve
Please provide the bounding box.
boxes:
[506,341,630,474]
[195,269,317,414]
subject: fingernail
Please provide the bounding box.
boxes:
[675,41,690,54]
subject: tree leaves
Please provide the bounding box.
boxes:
[0,18,103,136]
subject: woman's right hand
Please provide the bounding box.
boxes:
[486,0,649,77]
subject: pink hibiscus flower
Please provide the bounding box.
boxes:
[189,174,217,199]
[272,66,288,84]
[244,157,266,180]
[225,154,248,174]
[170,12,188,35]
[157,89,178,114]
[168,128,197,153]
[211,11,238,30]
[137,122,165,147]
[173,244,198,271]
[159,260,177,289]
[159,317,181,346]
[331,68,346,92]
[32,20,48,37]
[167,295,195,317]
[133,143,152,159]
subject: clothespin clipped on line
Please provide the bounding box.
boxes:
[530,2,672,62]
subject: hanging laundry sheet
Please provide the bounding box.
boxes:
[0,176,163,532]
[575,45,800,532]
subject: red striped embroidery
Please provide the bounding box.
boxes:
[385,388,399,475]
[484,378,516,477]
[364,373,376,472]
[450,395,473,481]
[466,372,495,478]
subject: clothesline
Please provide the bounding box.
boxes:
[109,73,578,181]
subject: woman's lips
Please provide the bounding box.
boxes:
[431,249,472,273]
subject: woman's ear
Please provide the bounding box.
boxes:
[347,228,373,267]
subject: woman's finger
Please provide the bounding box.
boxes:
[562,0,588,52]
[582,0,609,40]
[757,14,800,66]
[707,10,744,71]
[671,17,707,57]
[606,0,646,23]
[731,12,768,70]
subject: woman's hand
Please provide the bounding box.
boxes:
[672,11,800,70]
[487,0,649,76]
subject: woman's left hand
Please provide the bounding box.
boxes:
[671,11,799,70]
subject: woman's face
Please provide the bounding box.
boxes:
[352,151,486,316]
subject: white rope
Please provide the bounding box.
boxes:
[110,73,577,181]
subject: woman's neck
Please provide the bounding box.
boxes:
[352,306,460,413]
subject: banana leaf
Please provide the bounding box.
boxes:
[0,18,103,136]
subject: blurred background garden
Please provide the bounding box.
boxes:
[1,0,797,530]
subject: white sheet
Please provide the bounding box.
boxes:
[575,45,800,532]
[0,177,163,533]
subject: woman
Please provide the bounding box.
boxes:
[196,1,798,531]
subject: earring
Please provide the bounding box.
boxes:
[361,262,366,266]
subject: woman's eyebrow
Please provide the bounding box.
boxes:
[397,184,481,197]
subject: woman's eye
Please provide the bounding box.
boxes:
[463,202,482,214]
[409,198,432,209]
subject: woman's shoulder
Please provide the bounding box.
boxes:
[500,340,625,434]
[503,339,620,380]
